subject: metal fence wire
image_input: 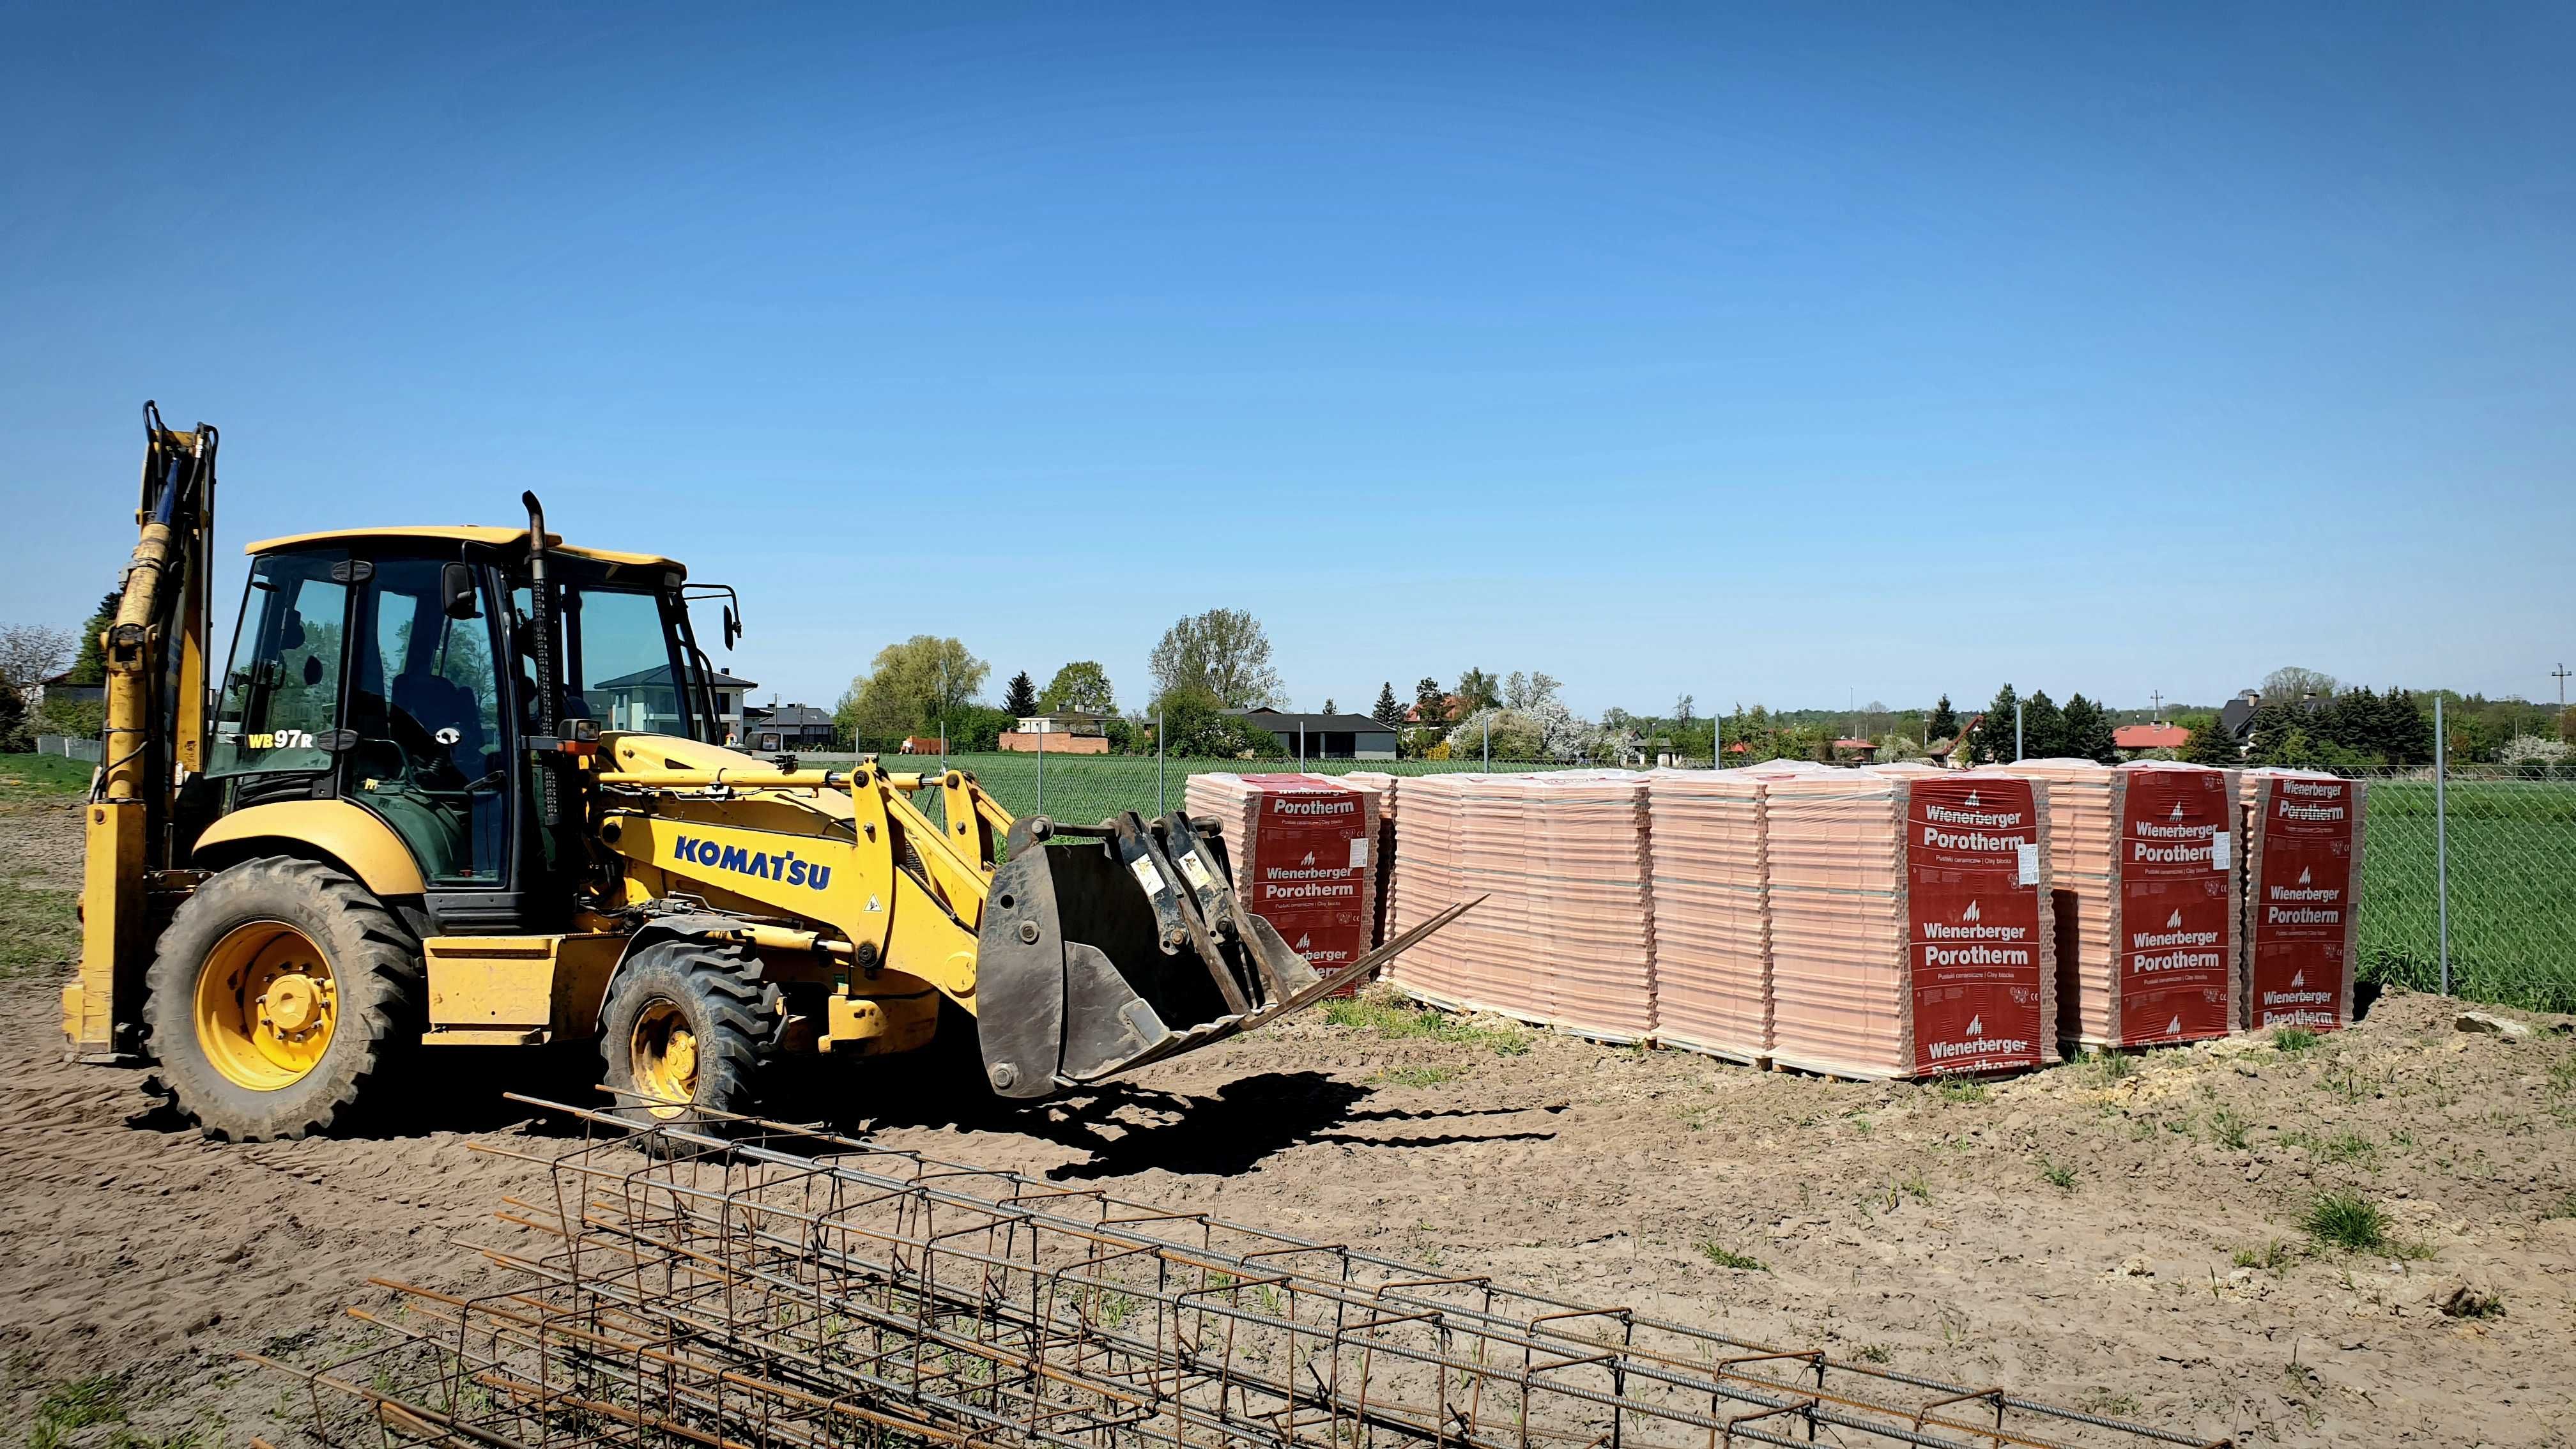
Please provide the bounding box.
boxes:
[823,742,2573,1019]
[247,1096,2232,1449]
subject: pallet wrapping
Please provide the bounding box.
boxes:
[1758,768,2057,1078]
[1643,762,1839,1064]
[1339,770,1401,951]
[2238,770,2368,1032]
[1384,770,1655,1041]
[1182,773,1381,979]
[2007,760,2241,1048]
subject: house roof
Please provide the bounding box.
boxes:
[756,703,834,728]
[1832,737,1877,751]
[1229,709,1397,734]
[2113,723,2190,749]
[592,663,758,691]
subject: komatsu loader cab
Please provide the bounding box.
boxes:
[66,408,1467,1141]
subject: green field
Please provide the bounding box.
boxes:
[0,751,95,799]
[2354,779,2576,1012]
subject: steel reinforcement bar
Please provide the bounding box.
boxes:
[249,1096,2228,1449]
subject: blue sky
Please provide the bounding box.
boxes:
[4,4,2570,721]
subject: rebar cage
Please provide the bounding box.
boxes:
[249,1097,2230,1449]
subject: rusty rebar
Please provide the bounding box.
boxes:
[246,1097,2228,1449]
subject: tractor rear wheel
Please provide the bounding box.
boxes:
[599,937,780,1140]
[142,857,424,1142]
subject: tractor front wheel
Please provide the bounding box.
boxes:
[599,937,779,1139]
[142,857,424,1142]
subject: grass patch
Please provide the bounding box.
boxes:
[0,878,79,981]
[1852,1343,1893,1365]
[1696,1241,1765,1271]
[2037,1157,2076,1190]
[0,753,94,799]
[29,1375,126,1449]
[2302,1190,2389,1252]
[1322,997,1533,1056]
[1935,1077,1989,1105]
[1371,1065,1459,1089]
[2282,1128,2377,1166]
[2083,1048,2133,1083]
[2272,1027,2321,1054]
[2542,1193,2576,1220]
[2207,1107,2252,1151]
[2231,1239,2296,1271]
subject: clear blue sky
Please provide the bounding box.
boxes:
[4,4,2570,721]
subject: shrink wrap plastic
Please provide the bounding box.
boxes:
[2237,769,2368,1032]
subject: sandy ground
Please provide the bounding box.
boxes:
[3,794,2572,1447]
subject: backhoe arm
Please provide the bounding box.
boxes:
[66,404,218,1058]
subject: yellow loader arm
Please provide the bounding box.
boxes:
[590,735,1475,1100]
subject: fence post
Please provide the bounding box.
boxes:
[1036,724,1045,817]
[2435,695,2450,996]
[1483,718,1491,770]
[1157,710,1167,816]
[1299,722,1306,770]
[2015,701,2025,762]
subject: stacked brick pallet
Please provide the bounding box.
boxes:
[1182,773,1381,980]
[1759,768,2057,1079]
[1339,770,1400,956]
[2238,769,2368,1032]
[1644,761,1837,1064]
[2006,760,2241,1048]
[1384,771,1655,1041]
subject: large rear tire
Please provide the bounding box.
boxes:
[599,937,780,1140]
[142,857,424,1142]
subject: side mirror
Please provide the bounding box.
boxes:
[722,604,740,650]
[441,562,480,619]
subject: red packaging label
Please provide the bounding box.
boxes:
[2118,770,2235,1044]
[1906,778,2046,1074]
[2248,778,2356,1030]
[1236,777,1374,978]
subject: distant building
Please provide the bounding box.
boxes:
[998,710,1112,754]
[2112,722,2190,755]
[1226,708,1398,761]
[2216,689,2263,745]
[1831,737,1879,763]
[744,702,835,751]
[593,664,756,742]
[1926,712,1984,767]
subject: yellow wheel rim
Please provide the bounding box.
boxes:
[194,922,337,1091]
[629,999,699,1117]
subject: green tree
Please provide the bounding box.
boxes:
[0,681,26,751]
[2060,693,2117,763]
[1149,608,1282,709]
[2020,690,2067,759]
[2261,666,2339,704]
[64,590,123,686]
[1370,681,1405,731]
[1038,661,1116,715]
[2177,711,2239,765]
[1413,677,1445,723]
[837,636,990,744]
[1970,684,2020,763]
[1926,694,1957,743]
[1455,667,1500,714]
[1159,687,1282,758]
[1002,670,1039,717]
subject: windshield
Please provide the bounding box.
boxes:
[516,578,703,741]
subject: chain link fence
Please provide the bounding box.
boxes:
[815,739,2573,1016]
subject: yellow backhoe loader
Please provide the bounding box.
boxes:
[63,406,1468,1140]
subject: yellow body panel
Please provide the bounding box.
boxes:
[192,801,429,896]
[66,801,147,1057]
[243,525,682,573]
[423,933,624,1036]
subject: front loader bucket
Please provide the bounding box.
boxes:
[974,810,1478,1100]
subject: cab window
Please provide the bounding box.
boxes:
[346,558,509,883]
[207,551,349,779]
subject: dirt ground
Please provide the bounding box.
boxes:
[3,793,2572,1448]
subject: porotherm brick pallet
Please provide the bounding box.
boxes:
[1759,768,2058,1080]
[1183,773,1380,983]
[1644,762,1840,1065]
[2008,760,2242,1049]
[2239,770,2368,1031]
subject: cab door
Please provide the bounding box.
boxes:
[342,555,512,887]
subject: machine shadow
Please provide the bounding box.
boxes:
[819,1067,1559,1181]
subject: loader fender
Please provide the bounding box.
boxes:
[192,801,427,898]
